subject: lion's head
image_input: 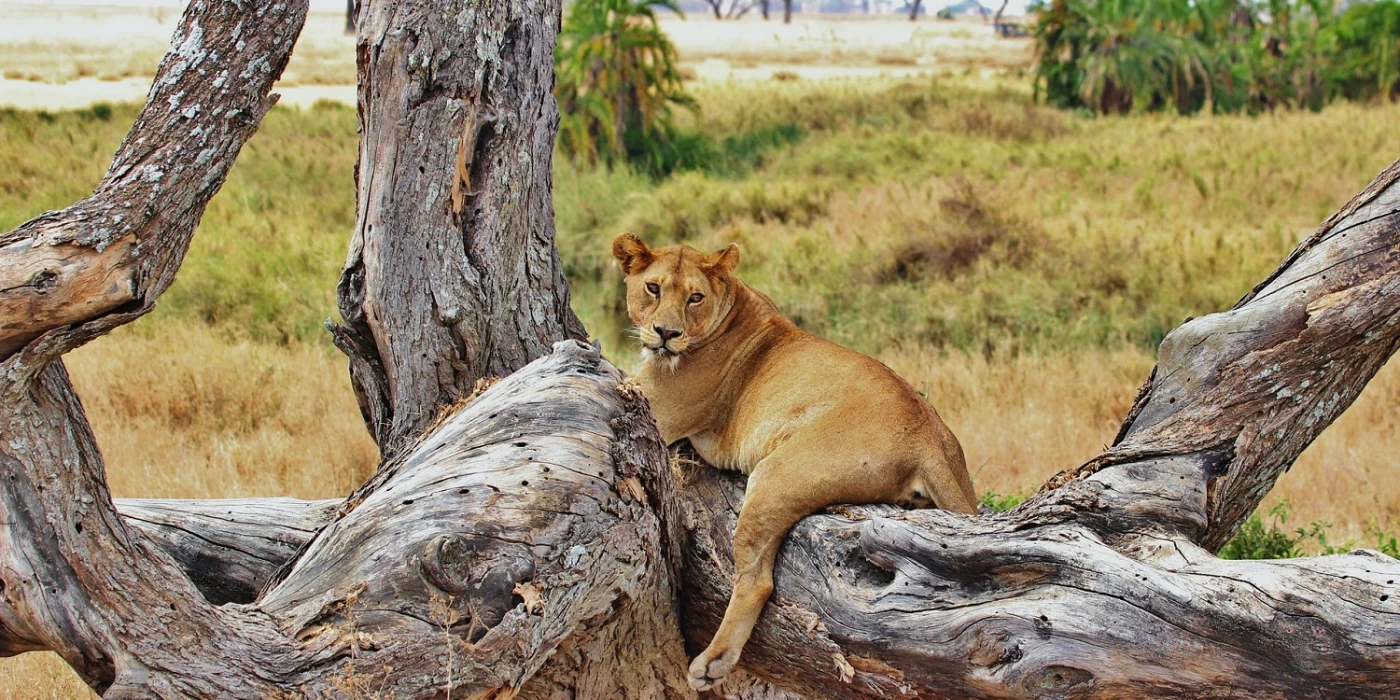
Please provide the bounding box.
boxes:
[612,233,740,365]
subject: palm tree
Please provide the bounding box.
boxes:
[555,0,696,168]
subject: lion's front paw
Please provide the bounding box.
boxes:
[688,645,741,691]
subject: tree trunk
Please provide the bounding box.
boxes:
[909,0,922,21]
[330,0,586,457]
[344,0,356,34]
[993,0,1010,27]
[784,0,793,23]
[7,0,1400,697]
[762,0,771,20]
[0,1,686,697]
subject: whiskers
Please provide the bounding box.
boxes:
[629,324,683,372]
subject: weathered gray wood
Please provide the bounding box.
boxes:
[116,498,339,605]
[680,456,1400,699]
[0,1,314,693]
[3,341,693,698]
[0,0,690,696]
[330,0,586,456]
[1052,158,1400,549]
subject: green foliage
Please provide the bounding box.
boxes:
[1218,502,1324,559]
[1329,0,1400,102]
[1219,501,1400,560]
[1033,0,1400,116]
[555,0,697,173]
[979,491,1027,512]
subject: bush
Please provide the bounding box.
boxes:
[1033,0,1400,116]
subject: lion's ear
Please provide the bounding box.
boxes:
[612,233,653,275]
[707,243,740,275]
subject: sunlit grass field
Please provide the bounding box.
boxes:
[3,73,1400,696]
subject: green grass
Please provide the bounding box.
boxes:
[557,75,1400,358]
[1,101,356,344]
[5,75,1400,360]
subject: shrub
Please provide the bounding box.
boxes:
[1033,0,1400,116]
[555,0,697,173]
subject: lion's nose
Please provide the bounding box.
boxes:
[653,325,681,342]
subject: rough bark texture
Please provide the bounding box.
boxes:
[0,2,301,365]
[7,0,1400,696]
[117,498,340,606]
[0,1,686,697]
[3,342,693,697]
[330,0,586,456]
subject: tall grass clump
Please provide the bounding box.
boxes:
[1034,0,1400,115]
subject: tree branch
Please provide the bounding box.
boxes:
[0,0,304,368]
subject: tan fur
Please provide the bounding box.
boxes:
[612,233,977,691]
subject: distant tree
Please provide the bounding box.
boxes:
[910,0,923,20]
[344,0,356,34]
[700,0,757,18]
[784,0,794,21]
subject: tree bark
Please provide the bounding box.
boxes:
[7,0,1400,697]
[330,0,586,457]
[116,498,340,606]
[0,1,686,697]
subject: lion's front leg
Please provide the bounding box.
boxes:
[688,471,809,691]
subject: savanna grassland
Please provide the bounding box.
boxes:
[4,14,1400,699]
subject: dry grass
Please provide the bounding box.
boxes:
[0,654,95,700]
[885,347,1400,543]
[7,336,1398,697]
[67,322,379,500]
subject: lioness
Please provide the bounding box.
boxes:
[612,233,977,690]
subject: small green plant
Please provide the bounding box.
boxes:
[979,491,1027,513]
[1219,501,1337,560]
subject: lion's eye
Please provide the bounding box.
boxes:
[689,293,704,304]
[646,282,660,296]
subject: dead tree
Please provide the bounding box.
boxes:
[0,1,682,697]
[4,0,1400,698]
